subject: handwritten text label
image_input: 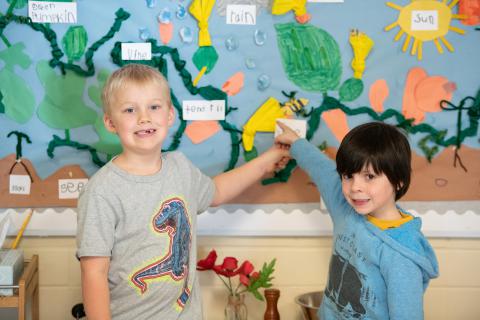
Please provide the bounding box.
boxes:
[58,179,88,199]
[9,175,31,195]
[121,43,152,61]
[226,5,256,25]
[182,100,225,120]
[28,1,77,24]
[411,10,438,31]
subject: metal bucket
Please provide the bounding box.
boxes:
[295,291,323,320]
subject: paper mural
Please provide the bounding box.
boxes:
[0,0,479,208]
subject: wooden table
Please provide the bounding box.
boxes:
[0,254,39,320]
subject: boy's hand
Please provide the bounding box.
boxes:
[275,121,301,146]
[263,144,291,173]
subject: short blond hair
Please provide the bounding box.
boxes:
[102,64,171,113]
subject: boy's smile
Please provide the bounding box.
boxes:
[103,80,174,158]
[341,165,399,220]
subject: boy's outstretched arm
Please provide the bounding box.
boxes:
[81,256,111,320]
[211,145,289,206]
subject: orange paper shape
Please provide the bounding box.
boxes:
[402,67,454,124]
[369,79,389,113]
[222,72,244,96]
[459,0,480,25]
[159,22,174,45]
[185,120,221,144]
[321,109,350,143]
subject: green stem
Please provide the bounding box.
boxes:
[228,277,233,295]
[233,282,243,296]
[6,0,18,16]
[0,34,11,47]
[216,274,233,296]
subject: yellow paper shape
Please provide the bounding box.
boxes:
[349,29,374,79]
[385,0,465,60]
[272,0,310,24]
[242,96,308,151]
[189,0,215,47]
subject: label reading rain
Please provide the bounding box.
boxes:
[226,5,256,25]
[182,100,225,120]
[28,1,77,23]
[411,10,438,31]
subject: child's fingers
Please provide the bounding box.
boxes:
[276,121,290,131]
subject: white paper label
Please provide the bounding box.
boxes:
[121,43,152,61]
[411,10,438,31]
[182,100,225,120]
[9,175,31,195]
[58,179,88,199]
[275,119,307,139]
[28,1,77,24]
[226,5,256,25]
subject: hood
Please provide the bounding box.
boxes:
[365,215,439,284]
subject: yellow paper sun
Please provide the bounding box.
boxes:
[385,0,466,60]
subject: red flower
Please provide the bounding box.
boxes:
[213,257,239,277]
[197,250,217,271]
[197,249,276,301]
[238,261,254,286]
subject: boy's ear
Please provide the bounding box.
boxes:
[167,106,175,126]
[103,114,117,134]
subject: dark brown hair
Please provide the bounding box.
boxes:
[336,122,411,200]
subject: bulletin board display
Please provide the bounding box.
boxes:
[0,0,479,209]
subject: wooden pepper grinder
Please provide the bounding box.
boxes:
[264,288,280,320]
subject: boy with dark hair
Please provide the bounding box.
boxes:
[276,121,438,320]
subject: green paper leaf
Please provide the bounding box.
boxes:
[0,42,32,71]
[88,69,110,108]
[275,23,342,93]
[0,69,35,123]
[62,26,88,62]
[192,46,218,74]
[92,117,123,156]
[36,61,97,129]
[339,78,364,102]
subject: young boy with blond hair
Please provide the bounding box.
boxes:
[77,63,289,320]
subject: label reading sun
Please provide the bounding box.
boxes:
[384,0,466,60]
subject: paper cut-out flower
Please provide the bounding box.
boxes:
[402,67,455,124]
[222,72,244,96]
[185,120,220,144]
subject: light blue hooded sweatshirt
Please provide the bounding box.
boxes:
[291,139,439,320]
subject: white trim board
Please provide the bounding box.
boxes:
[1,201,479,238]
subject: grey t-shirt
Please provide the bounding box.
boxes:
[76,152,215,320]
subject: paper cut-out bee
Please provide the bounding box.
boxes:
[242,91,308,152]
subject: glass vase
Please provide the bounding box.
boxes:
[224,294,248,320]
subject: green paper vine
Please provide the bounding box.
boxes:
[264,90,480,184]
[0,8,130,76]
[7,130,31,159]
